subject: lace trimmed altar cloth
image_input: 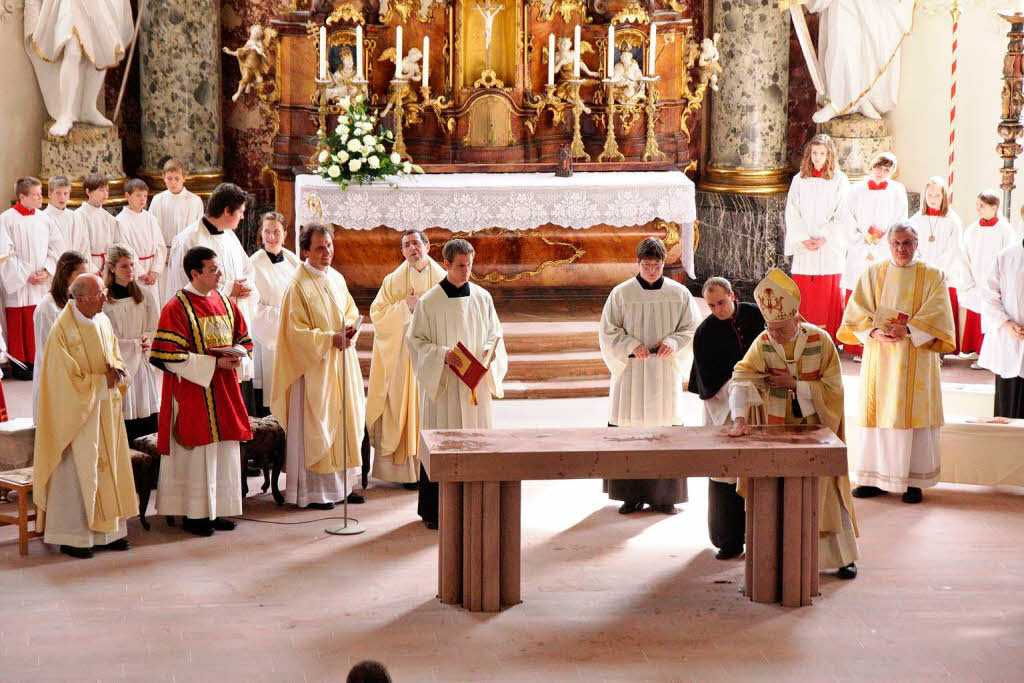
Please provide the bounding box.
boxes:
[294,171,697,278]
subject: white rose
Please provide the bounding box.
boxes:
[368,156,380,169]
[339,115,350,126]
[347,138,362,152]
[402,161,412,173]
[336,150,349,163]
[355,93,364,104]
[390,152,401,164]
[349,159,362,172]
[318,149,329,163]
[327,164,341,178]
[336,126,349,138]
[375,144,385,153]
[362,134,375,147]
[338,96,351,109]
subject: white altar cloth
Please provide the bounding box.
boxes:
[295,171,697,277]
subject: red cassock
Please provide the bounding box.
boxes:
[792,273,844,343]
[0,381,8,422]
[961,308,984,354]
[149,290,254,455]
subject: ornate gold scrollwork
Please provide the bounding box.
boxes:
[529,0,588,22]
[448,227,586,283]
[666,0,687,12]
[693,219,700,254]
[611,1,650,25]
[657,220,680,249]
[679,28,721,142]
[327,3,365,24]
[254,27,282,138]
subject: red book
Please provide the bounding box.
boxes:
[451,342,493,405]
[866,225,885,244]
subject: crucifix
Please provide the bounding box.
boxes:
[473,0,505,72]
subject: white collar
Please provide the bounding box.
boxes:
[303,260,329,278]
[889,253,921,268]
[185,283,215,297]
[72,302,96,326]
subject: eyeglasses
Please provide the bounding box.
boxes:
[891,239,918,248]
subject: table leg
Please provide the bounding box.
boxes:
[499,481,521,607]
[810,477,820,598]
[17,485,29,556]
[481,482,501,612]
[466,482,483,611]
[439,482,464,604]
[781,477,803,607]
[749,477,781,604]
[800,476,814,606]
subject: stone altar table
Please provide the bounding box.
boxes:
[420,424,847,612]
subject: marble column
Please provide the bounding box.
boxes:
[138,0,224,193]
[700,0,791,194]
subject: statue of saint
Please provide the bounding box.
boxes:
[473,0,504,69]
[549,36,597,99]
[326,49,360,103]
[23,0,135,137]
[612,51,644,103]
[803,0,915,123]
[223,25,276,103]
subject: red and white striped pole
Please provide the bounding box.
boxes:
[948,0,961,203]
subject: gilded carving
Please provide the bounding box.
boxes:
[529,0,587,22]
[462,94,517,146]
[611,1,650,25]
[326,3,365,24]
[448,227,586,283]
[305,193,325,222]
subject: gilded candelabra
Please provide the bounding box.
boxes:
[524,84,567,134]
[997,11,1024,218]
[597,78,624,163]
[311,76,333,168]
[407,84,456,134]
[385,79,413,162]
[567,79,591,162]
[641,77,666,162]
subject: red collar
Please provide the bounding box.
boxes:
[867,180,888,191]
[13,201,34,216]
[925,207,943,216]
[810,168,823,178]
[979,217,999,227]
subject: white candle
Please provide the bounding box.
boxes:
[319,26,327,80]
[355,25,364,80]
[396,26,403,79]
[548,33,556,86]
[648,23,657,77]
[607,24,615,77]
[573,25,581,79]
[422,35,430,86]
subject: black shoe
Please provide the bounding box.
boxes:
[650,504,679,515]
[211,518,237,531]
[425,520,438,530]
[99,538,131,551]
[182,517,214,537]
[837,563,858,579]
[715,545,743,560]
[901,487,923,504]
[345,492,365,504]
[618,501,644,514]
[59,545,94,559]
[306,502,335,510]
[402,482,420,491]
[852,485,887,498]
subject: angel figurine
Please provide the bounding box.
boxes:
[698,33,723,92]
[395,46,423,82]
[549,36,598,99]
[223,25,276,102]
[379,47,423,117]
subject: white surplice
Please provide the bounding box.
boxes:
[840,180,908,291]
[784,170,849,275]
[73,203,118,273]
[154,284,244,520]
[249,248,300,407]
[910,210,964,288]
[978,241,1024,379]
[599,276,700,427]
[103,292,160,421]
[115,207,166,300]
[149,189,205,301]
[407,283,508,437]
[31,294,61,422]
[960,219,1018,314]
[0,207,60,308]
[44,204,81,256]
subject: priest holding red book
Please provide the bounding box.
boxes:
[407,238,508,529]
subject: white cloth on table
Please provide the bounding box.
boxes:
[0,207,60,307]
[977,242,1024,379]
[960,219,1018,314]
[73,203,118,274]
[910,210,964,288]
[31,294,60,422]
[840,180,908,291]
[784,170,849,275]
[284,376,357,507]
[103,292,160,421]
[249,248,300,405]
[115,208,166,300]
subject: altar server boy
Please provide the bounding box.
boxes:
[73,174,118,273]
[149,159,205,300]
[116,179,166,299]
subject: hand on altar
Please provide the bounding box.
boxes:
[655,342,675,359]
[231,278,253,299]
[765,368,796,389]
[444,349,461,370]
[728,417,750,438]
[405,288,420,313]
[632,344,651,360]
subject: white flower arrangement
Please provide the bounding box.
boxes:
[314,96,423,189]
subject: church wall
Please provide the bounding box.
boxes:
[0,14,47,205]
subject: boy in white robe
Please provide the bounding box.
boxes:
[600,237,699,514]
[978,237,1024,418]
[43,176,81,253]
[407,239,508,529]
[148,159,205,302]
[115,179,166,301]
[73,174,118,274]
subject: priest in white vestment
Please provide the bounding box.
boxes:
[249,213,300,413]
[805,0,915,123]
[838,221,956,504]
[32,251,88,421]
[73,175,118,273]
[407,239,508,529]
[43,176,80,252]
[149,160,205,301]
[367,229,446,486]
[271,224,366,509]
[729,268,860,579]
[600,237,699,514]
[115,179,166,301]
[34,273,137,559]
[977,238,1024,418]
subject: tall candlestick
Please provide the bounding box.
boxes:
[648,23,657,77]
[355,25,364,80]
[319,26,327,80]
[548,33,556,86]
[396,26,403,79]
[573,25,581,78]
[607,24,616,77]
[422,35,430,86]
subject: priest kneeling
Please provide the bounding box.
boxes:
[34,273,138,559]
[271,224,366,510]
[150,247,254,536]
[407,239,507,529]
[729,268,860,579]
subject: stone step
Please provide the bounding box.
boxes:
[354,320,600,354]
[357,349,609,382]
[502,379,610,400]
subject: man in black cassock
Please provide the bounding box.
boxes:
[687,277,765,559]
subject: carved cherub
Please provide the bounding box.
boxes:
[326,49,360,102]
[378,47,424,117]
[698,32,723,92]
[223,25,277,102]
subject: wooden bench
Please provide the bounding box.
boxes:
[421,424,847,612]
[0,474,41,556]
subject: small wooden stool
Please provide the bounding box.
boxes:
[0,477,41,556]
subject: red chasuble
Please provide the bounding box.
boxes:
[150,290,253,454]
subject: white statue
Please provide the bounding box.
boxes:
[612,51,644,103]
[698,33,722,92]
[802,0,915,123]
[396,46,423,82]
[473,0,504,66]
[326,49,360,102]
[223,25,276,103]
[552,36,598,80]
[23,0,134,137]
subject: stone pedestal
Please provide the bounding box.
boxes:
[700,0,791,194]
[40,122,127,206]
[138,0,223,193]
[818,114,892,181]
